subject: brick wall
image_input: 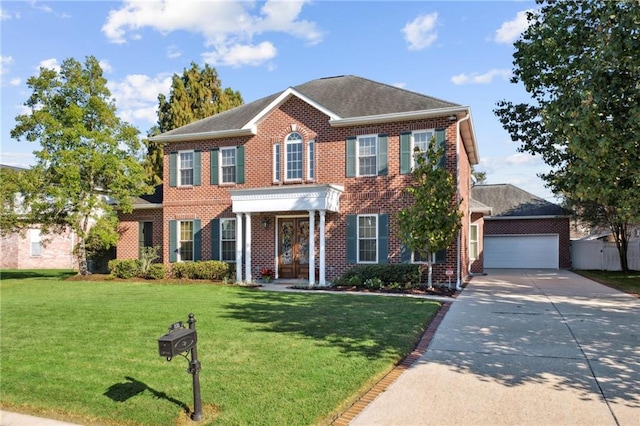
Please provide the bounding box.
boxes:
[485,218,572,268]
[0,227,77,269]
[118,208,164,262]
[118,96,475,284]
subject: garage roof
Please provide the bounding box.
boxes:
[471,184,570,217]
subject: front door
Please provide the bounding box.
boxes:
[278,218,310,279]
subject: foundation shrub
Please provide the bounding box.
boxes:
[146,264,167,280]
[108,259,140,279]
[333,264,421,288]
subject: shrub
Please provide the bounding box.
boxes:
[171,262,191,279]
[108,259,140,279]
[333,264,421,288]
[139,246,160,276]
[146,264,166,280]
[364,277,383,290]
[193,261,229,280]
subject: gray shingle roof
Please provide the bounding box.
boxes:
[132,184,163,206]
[159,75,461,137]
[471,184,569,217]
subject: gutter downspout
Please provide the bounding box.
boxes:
[456,113,471,291]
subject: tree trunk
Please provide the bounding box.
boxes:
[426,260,433,289]
[77,215,91,275]
[611,221,629,273]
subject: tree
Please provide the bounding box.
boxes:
[10,56,153,275]
[494,0,640,271]
[471,167,487,185]
[144,62,243,184]
[398,139,462,288]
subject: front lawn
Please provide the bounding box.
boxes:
[575,270,640,297]
[0,270,440,425]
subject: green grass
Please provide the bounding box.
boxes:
[575,270,640,296]
[0,270,440,425]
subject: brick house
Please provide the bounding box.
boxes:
[0,164,78,270]
[470,183,571,271]
[117,75,480,286]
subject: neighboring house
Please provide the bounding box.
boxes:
[117,75,480,286]
[470,184,571,270]
[0,164,78,270]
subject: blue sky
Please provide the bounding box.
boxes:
[0,0,555,200]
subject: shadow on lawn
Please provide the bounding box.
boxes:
[222,290,435,360]
[104,376,189,413]
[0,269,77,280]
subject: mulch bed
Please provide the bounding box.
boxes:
[292,284,459,297]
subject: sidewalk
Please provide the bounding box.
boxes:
[349,269,640,425]
[0,411,81,426]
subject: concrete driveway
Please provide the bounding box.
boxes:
[351,269,640,425]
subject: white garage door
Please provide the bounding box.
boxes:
[484,235,559,269]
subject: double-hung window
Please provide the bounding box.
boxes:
[357,215,377,263]
[138,221,153,258]
[179,151,194,186]
[307,140,315,180]
[220,147,236,184]
[220,219,236,262]
[30,229,42,257]
[412,130,434,168]
[285,132,303,181]
[357,135,377,176]
[179,221,194,262]
[470,224,479,260]
[273,144,281,182]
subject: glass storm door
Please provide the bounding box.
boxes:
[278,218,310,279]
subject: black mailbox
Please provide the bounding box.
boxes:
[158,328,197,357]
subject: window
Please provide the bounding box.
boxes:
[220,147,236,184]
[470,224,479,260]
[412,130,434,167]
[220,219,236,262]
[179,221,194,261]
[138,221,153,258]
[358,215,377,263]
[357,135,377,176]
[179,151,194,186]
[285,132,303,181]
[273,143,281,182]
[308,140,315,180]
[412,249,446,264]
[30,229,42,257]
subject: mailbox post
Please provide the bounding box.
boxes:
[158,313,203,422]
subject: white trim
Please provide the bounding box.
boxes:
[229,184,343,213]
[149,127,256,143]
[307,139,315,181]
[356,134,378,177]
[30,228,42,257]
[330,106,467,128]
[469,224,479,260]
[177,150,194,187]
[245,87,340,128]
[284,132,303,182]
[486,215,571,220]
[220,218,236,262]
[357,214,378,264]
[219,146,237,184]
[273,143,281,183]
[410,129,435,169]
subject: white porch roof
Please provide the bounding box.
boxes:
[229,184,344,213]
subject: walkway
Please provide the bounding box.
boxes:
[350,269,640,425]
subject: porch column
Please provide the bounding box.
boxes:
[245,213,252,283]
[319,210,326,286]
[235,213,243,283]
[308,210,315,286]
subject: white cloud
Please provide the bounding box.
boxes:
[10,77,21,86]
[451,68,511,85]
[0,152,36,169]
[108,73,172,126]
[202,42,277,68]
[494,9,535,44]
[102,0,321,67]
[402,12,438,51]
[0,55,14,74]
[38,57,60,71]
[167,45,182,59]
[99,59,113,73]
[1,7,20,20]
[392,82,406,89]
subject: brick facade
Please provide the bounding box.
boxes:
[118,92,476,285]
[0,227,78,269]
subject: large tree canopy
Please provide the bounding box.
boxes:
[144,62,243,184]
[495,0,640,271]
[10,56,153,274]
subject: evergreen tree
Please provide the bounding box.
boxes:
[144,63,243,184]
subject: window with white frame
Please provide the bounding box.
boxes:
[412,129,434,167]
[273,143,281,182]
[179,151,194,186]
[220,147,236,184]
[220,219,236,262]
[308,139,315,180]
[285,132,303,181]
[357,135,377,176]
[470,224,479,260]
[178,221,194,261]
[357,215,377,263]
[30,229,42,257]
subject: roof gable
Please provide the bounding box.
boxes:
[471,184,569,217]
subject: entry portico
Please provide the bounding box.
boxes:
[229,184,344,286]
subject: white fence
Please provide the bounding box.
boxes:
[571,240,640,271]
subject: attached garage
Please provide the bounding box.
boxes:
[484,234,559,269]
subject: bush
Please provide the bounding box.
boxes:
[171,262,191,279]
[139,246,160,276]
[364,277,383,290]
[193,261,229,280]
[108,259,141,279]
[146,263,166,280]
[333,264,421,288]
